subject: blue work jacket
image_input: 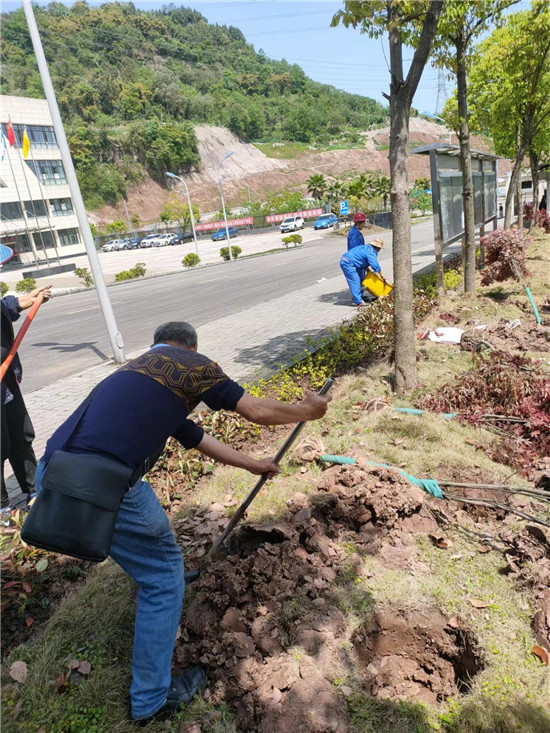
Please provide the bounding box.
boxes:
[347,225,365,251]
[341,244,381,273]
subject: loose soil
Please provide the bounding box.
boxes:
[172,463,486,732]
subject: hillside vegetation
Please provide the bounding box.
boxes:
[1,2,389,208]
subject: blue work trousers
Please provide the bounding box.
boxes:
[35,460,185,721]
[340,256,364,305]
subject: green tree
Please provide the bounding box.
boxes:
[159,195,199,230]
[107,219,126,235]
[130,214,141,228]
[332,0,443,393]
[469,4,550,229]
[307,174,328,203]
[374,175,391,210]
[431,0,517,293]
[414,177,430,190]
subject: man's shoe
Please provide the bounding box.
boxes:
[0,506,14,527]
[134,665,206,726]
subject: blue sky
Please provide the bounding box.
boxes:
[4,0,531,115]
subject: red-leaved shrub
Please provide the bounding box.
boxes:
[421,351,550,475]
[523,202,550,233]
[480,227,531,285]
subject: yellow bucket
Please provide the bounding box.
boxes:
[362,271,394,298]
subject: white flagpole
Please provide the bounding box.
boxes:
[22,0,125,363]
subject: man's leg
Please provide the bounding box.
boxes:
[340,260,363,305]
[1,402,12,509]
[2,379,36,496]
[108,479,186,720]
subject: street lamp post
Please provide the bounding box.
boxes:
[218,151,234,261]
[165,172,198,256]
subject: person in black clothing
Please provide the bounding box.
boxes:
[1,285,51,515]
[539,190,547,211]
[38,321,331,724]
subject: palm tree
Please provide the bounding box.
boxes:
[375,175,391,210]
[307,174,328,203]
[327,179,347,211]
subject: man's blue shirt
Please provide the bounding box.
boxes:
[341,244,381,273]
[44,345,244,470]
[347,226,365,251]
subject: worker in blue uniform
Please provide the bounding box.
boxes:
[347,212,367,251]
[340,237,385,306]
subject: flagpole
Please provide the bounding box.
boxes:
[23,0,125,364]
[3,134,40,267]
[13,128,52,269]
[26,130,62,265]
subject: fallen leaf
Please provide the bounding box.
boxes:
[2,581,19,590]
[393,438,404,446]
[531,645,549,665]
[271,687,282,704]
[9,661,28,684]
[25,617,34,628]
[448,615,463,629]
[77,660,92,676]
[55,671,68,694]
[468,598,490,609]
[22,582,32,594]
[341,686,353,697]
[66,658,80,670]
[35,558,48,573]
[477,545,490,554]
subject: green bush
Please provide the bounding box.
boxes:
[114,262,147,282]
[220,245,242,261]
[15,278,37,293]
[182,253,201,268]
[1,282,9,297]
[414,259,463,297]
[74,267,94,287]
[282,234,302,247]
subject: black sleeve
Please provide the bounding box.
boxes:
[200,378,245,412]
[172,418,205,449]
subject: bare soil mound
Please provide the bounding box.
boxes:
[174,465,483,732]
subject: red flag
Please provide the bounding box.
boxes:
[6,120,16,147]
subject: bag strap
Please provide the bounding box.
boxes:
[60,383,102,450]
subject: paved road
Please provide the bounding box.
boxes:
[19,220,435,391]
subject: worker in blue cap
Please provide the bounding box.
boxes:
[340,237,385,306]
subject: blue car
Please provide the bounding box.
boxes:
[313,213,338,230]
[211,227,239,241]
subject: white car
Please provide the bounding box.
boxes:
[139,235,158,248]
[101,239,124,252]
[152,234,176,247]
[280,216,304,233]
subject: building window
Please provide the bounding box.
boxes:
[58,227,80,247]
[50,197,74,216]
[33,230,55,249]
[1,201,23,221]
[26,160,67,185]
[24,200,48,218]
[2,123,57,149]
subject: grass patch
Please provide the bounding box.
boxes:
[255,140,363,159]
[348,694,433,733]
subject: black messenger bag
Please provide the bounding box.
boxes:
[21,388,134,562]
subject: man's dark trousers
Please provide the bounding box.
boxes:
[1,371,36,508]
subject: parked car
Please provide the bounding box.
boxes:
[112,239,128,251]
[139,235,157,248]
[280,216,304,233]
[153,233,177,247]
[171,231,194,244]
[211,227,239,241]
[101,239,124,252]
[313,213,338,230]
[124,237,142,250]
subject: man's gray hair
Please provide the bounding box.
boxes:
[153,322,198,348]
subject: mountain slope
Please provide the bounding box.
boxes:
[1,2,389,208]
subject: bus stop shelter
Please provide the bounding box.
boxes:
[413,143,499,289]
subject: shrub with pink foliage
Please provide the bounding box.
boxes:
[523,202,550,233]
[480,227,531,285]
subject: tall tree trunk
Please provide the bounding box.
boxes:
[516,126,523,228]
[529,148,539,228]
[456,37,476,295]
[390,95,416,393]
[504,149,526,229]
